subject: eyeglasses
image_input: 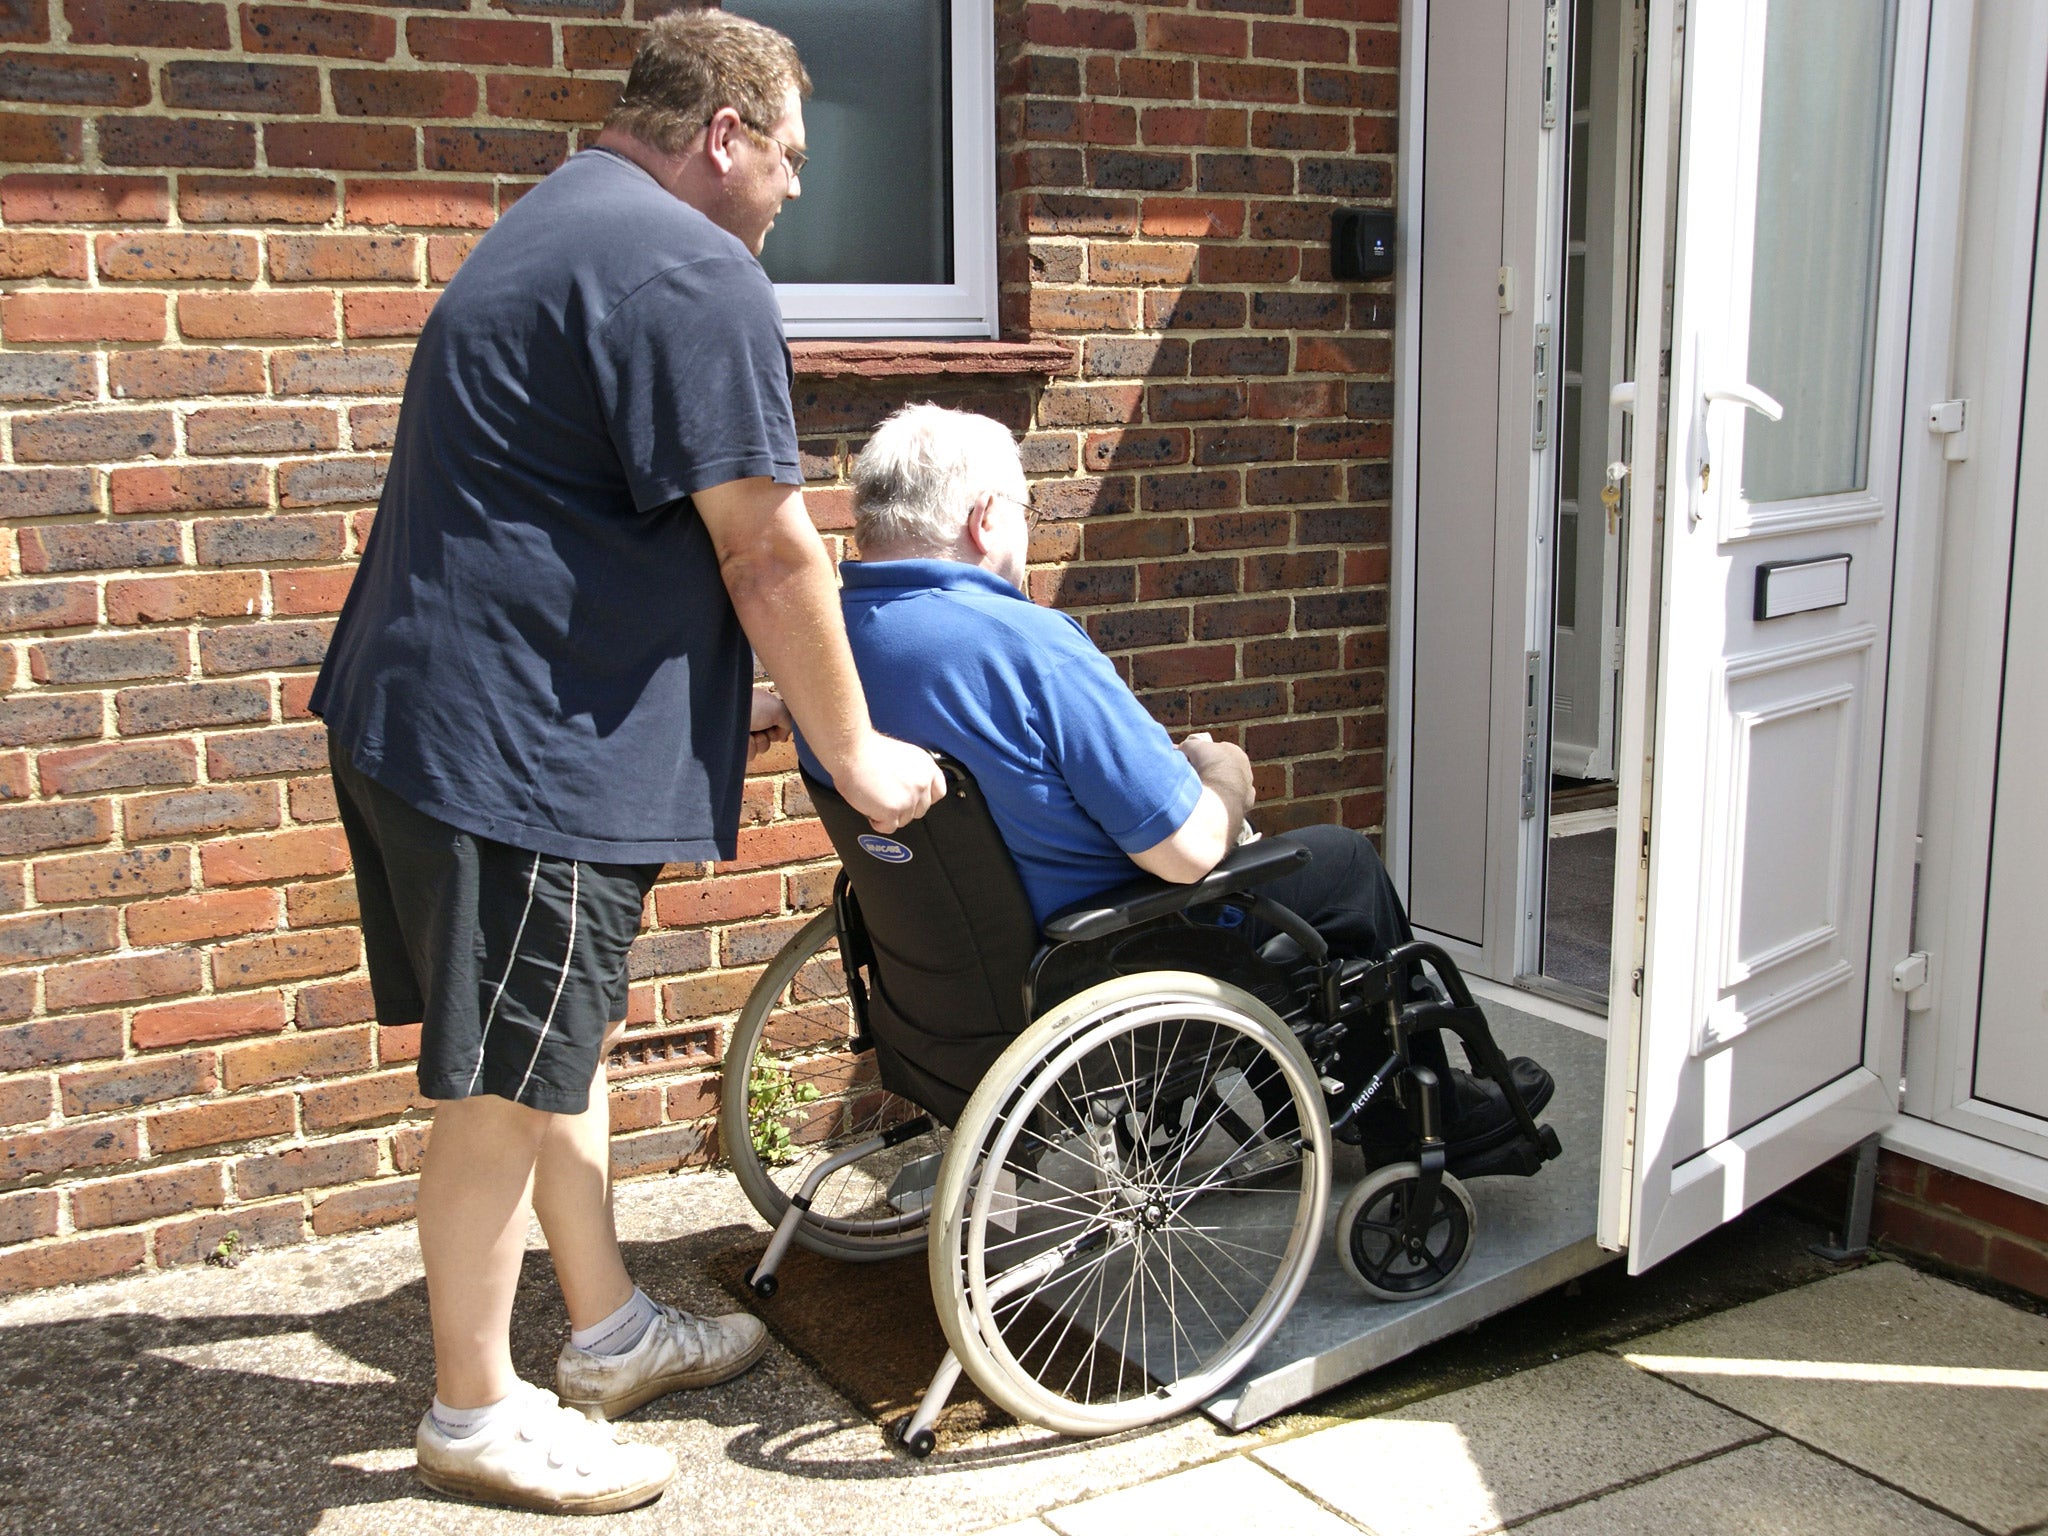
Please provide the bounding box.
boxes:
[746,123,807,180]
[991,491,1038,527]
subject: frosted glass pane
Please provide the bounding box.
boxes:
[728,0,952,286]
[1741,0,1895,503]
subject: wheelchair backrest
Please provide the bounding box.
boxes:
[802,760,1039,1125]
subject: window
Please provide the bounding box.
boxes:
[727,0,997,339]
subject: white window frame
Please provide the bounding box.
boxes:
[772,0,998,339]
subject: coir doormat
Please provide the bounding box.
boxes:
[704,1239,1015,1443]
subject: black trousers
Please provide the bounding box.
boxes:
[1249,823,1455,1080]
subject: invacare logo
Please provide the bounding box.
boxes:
[857,834,914,864]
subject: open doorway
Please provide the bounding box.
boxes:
[1535,0,1645,1007]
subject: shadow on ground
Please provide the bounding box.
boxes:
[0,1193,1858,1534]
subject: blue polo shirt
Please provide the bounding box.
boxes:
[800,560,1203,923]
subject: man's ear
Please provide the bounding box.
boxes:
[963,492,997,557]
[703,106,745,175]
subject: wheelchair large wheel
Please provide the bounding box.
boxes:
[720,910,948,1262]
[929,971,1330,1437]
[1336,1161,1476,1301]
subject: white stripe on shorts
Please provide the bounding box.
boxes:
[466,851,542,1099]
[514,860,579,1105]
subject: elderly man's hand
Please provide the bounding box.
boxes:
[747,687,792,763]
[836,733,947,833]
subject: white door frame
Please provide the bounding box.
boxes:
[1903,0,2048,1175]
[1389,0,1571,987]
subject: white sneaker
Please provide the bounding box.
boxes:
[414,1383,674,1514]
[555,1300,769,1420]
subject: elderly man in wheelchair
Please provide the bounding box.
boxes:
[720,404,1560,1454]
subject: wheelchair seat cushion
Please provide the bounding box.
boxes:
[802,763,1038,1124]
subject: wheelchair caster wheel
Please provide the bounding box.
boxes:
[902,1427,936,1459]
[743,1265,778,1300]
[1337,1161,1476,1302]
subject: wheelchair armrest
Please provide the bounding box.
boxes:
[1041,837,1311,944]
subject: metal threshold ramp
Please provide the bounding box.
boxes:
[1203,1006,1611,1429]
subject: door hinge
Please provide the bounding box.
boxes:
[1928,399,1969,462]
[1541,0,1561,129]
[1533,324,1553,450]
[1520,651,1541,820]
[1890,951,1934,1013]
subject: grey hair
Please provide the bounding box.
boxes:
[851,404,1024,552]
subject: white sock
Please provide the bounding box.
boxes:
[570,1288,659,1357]
[428,1391,520,1440]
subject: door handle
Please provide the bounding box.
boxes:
[1703,382,1784,421]
[1691,380,1785,524]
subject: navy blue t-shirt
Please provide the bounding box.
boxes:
[798,561,1203,923]
[311,148,802,862]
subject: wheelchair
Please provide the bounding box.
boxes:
[719,760,1559,1455]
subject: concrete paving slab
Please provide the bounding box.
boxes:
[1254,1351,1761,1536]
[1620,1261,2048,1534]
[1512,1436,1979,1536]
[1042,1455,1362,1536]
[0,1170,1248,1536]
[968,1521,1061,1536]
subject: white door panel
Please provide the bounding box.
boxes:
[1621,0,1926,1272]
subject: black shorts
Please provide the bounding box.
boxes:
[329,745,660,1115]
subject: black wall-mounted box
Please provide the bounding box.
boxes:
[1331,208,1396,281]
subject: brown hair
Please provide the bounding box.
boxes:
[605,9,812,155]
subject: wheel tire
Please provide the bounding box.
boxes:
[904,1428,936,1459]
[1336,1162,1476,1301]
[929,970,1331,1437]
[720,910,946,1262]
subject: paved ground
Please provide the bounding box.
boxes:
[0,1166,2041,1536]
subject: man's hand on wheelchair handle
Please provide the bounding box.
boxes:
[747,687,793,763]
[835,732,948,834]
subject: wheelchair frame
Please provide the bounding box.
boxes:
[721,838,1560,1454]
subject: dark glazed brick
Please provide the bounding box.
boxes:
[1088,150,1190,192]
[0,468,95,519]
[161,60,319,113]
[1190,682,1285,725]
[1142,471,1241,513]
[0,696,104,749]
[1083,336,1188,379]
[425,126,565,177]
[1191,337,1290,377]
[0,908,116,966]
[0,352,93,403]
[1148,290,1246,330]
[97,115,255,169]
[0,0,49,42]
[1197,153,1294,195]
[0,51,149,105]
[1140,559,1239,601]
[0,580,95,633]
[198,621,332,676]
[1086,607,1189,651]
[1197,423,1295,466]
[1195,597,1290,640]
[18,521,181,575]
[1030,564,1136,610]
[1297,589,1387,630]
[241,3,395,58]
[0,1012,123,1072]
[1300,158,1392,199]
[116,681,269,735]
[31,633,185,684]
[194,514,344,567]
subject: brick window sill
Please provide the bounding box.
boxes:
[788,339,1075,380]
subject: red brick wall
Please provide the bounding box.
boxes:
[0,0,1399,1294]
[1786,1149,2048,1301]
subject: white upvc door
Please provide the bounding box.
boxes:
[1609,0,1932,1272]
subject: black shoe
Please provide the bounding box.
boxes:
[1337,1056,1556,1173]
